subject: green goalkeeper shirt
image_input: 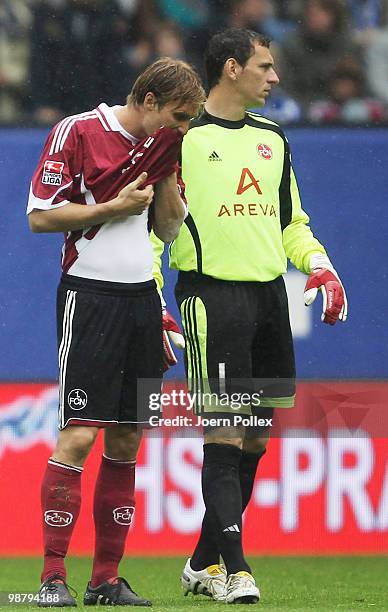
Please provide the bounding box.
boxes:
[168,111,326,282]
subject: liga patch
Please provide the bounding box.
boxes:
[42,160,64,185]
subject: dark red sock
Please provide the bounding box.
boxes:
[41,459,82,582]
[91,455,136,587]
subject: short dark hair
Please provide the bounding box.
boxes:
[205,28,271,89]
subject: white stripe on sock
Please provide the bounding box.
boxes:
[48,458,83,473]
[103,454,136,464]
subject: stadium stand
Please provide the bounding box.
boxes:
[1,0,388,124]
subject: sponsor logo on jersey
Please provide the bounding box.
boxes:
[130,151,144,166]
[113,506,135,525]
[257,143,273,159]
[217,203,277,217]
[67,389,88,410]
[42,160,64,185]
[44,510,73,527]
[208,151,222,161]
[236,167,262,195]
[125,136,155,171]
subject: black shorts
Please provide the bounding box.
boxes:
[57,274,163,429]
[175,272,296,419]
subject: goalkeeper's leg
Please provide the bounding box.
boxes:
[190,434,268,572]
[176,273,261,601]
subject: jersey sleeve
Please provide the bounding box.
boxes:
[27,121,80,214]
[282,149,327,274]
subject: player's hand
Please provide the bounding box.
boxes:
[162,307,185,371]
[113,172,154,217]
[304,267,348,325]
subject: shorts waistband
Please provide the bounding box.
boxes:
[177,270,283,288]
[60,274,157,296]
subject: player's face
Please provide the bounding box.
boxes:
[237,43,279,108]
[145,100,201,136]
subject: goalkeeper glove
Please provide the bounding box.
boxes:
[304,254,348,325]
[162,307,185,371]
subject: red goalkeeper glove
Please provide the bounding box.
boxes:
[162,307,185,371]
[304,255,348,325]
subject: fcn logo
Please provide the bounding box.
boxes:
[113,506,135,526]
[44,510,73,527]
[67,389,88,410]
[257,143,273,159]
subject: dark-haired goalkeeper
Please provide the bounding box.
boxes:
[153,28,347,604]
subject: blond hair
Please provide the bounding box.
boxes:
[128,57,205,109]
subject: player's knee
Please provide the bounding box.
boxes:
[104,425,142,460]
[243,435,269,454]
[54,425,99,465]
[204,426,244,448]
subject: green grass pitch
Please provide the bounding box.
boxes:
[0,556,387,611]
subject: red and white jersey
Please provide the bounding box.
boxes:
[27,103,184,283]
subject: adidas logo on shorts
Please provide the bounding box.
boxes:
[223,523,240,533]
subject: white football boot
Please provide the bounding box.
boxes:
[181,558,227,601]
[225,571,260,604]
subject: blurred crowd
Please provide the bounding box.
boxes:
[2,0,388,125]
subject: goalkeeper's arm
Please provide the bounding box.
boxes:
[304,253,348,325]
[281,166,347,325]
[150,231,185,369]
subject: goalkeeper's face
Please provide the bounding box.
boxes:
[236,43,279,108]
[144,97,201,136]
